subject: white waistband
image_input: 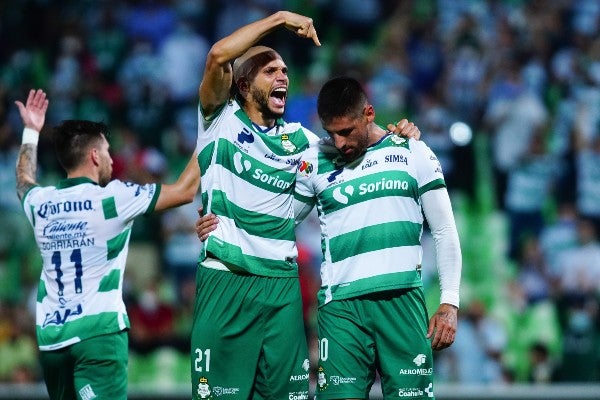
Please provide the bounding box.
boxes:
[200,257,238,272]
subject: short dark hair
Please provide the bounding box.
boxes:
[53,120,109,171]
[317,76,368,124]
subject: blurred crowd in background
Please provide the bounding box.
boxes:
[0,0,599,389]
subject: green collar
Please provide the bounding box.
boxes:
[57,176,99,189]
[234,101,285,133]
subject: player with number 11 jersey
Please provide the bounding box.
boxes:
[22,178,159,350]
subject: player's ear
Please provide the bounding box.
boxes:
[364,104,375,122]
[237,78,252,99]
[90,147,100,166]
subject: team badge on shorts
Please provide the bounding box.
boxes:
[317,366,328,391]
[197,377,213,399]
[281,134,297,153]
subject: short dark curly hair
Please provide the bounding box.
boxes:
[52,120,110,171]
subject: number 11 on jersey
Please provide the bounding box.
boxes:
[51,249,83,296]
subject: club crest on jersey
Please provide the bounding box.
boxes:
[197,377,212,399]
[281,134,297,153]
[390,135,411,150]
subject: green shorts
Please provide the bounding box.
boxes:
[39,330,128,400]
[316,288,435,400]
[191,266,310,400]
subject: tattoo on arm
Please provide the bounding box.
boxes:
[16,144,38,200]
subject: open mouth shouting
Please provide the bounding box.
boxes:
[270,87,287,110]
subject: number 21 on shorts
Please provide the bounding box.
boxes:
[194,348,211,372]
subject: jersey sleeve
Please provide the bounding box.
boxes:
[106,180,160,221]
[294,145,318,225]
[421,188,462,307]
[412,139,446,196]
[196,101,229,155]
[21,185,42,226]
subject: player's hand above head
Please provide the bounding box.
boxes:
[387,119,420,140]
[281,11,321,46]
[15,89,48,132]
[196,206,219,242]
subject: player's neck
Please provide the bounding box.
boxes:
[244,104,277,129]
[67,166,99,184]
[367,124,387,147]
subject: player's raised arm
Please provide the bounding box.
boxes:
[199,10,320,117]
[15,89,49,200]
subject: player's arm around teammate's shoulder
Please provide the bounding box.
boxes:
[15,88,49,200]
[154,153,200,212]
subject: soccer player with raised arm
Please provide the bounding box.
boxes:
[191,11,321,400]
[15,88,200,400]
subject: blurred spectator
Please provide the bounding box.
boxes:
[407,19,444,96]
[366,12,412,125]
[128,278,176,353]
[484,59,549,208]
[443,9,489,126]
[158,18,208,108]
[503,131,562,261]
[413,93,459,190]
[285,67,324,134]
[47,34,84,123]
[554,293,599,382]
[327,0,381,43]
[552,217,600,380]
[117,38,167,147]
[0,303,38,383]
[516,237,552,306]
[87,4,128,82]
[555,218,600,302]
[539,202,579,280]
[122,0,177,52]
[527,342,556,383]
[213,1,272,43]
[573,122,600,235]
[436,300,509,384]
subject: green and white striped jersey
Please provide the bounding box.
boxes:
[294,135,446,306]
[22,177,160,351]
[196,100,319,277]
